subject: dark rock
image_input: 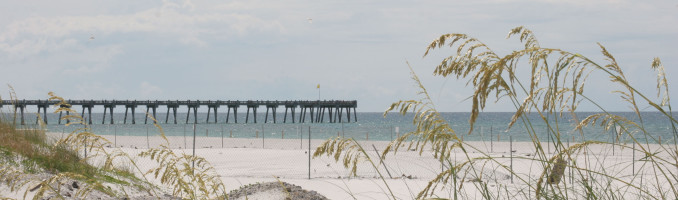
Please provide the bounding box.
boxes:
[72,181,79,189]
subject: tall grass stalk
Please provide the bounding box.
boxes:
[315,26,677,199]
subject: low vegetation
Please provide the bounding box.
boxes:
[0,92,228,199]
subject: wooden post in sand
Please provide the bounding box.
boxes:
[510,135,513,183]
[192,124,196,173]
[490,126,493,153]
[146,125,149,149]
[262,124,265,149]
[308,126,311,180]
[613,124,618,156]
[548,131,551,154]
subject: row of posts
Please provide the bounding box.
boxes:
[42,123,665,181]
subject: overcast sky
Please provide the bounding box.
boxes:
[1,0,677,112]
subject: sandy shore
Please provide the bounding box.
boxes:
[11,132,674,199]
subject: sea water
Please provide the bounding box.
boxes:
[2,111,677,143]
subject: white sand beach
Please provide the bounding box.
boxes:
[5,132,676,199]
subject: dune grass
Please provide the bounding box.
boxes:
[315,26,678,199]
[0,93,162,199]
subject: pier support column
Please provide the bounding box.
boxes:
[212,106,218,123]
[283,107,288,123]
[299,107,305,123]
[145,107,150,124]
[81,106,86,122]
[265,107,269,123]
[21,106,25,125]
[291,107,296,123]
[110,106,115,124]
[193,107,198,124]
[272,107,277,123]
[103,106,107,124]
[207,106,211,123]
[310,107,315,123]
[124,103,137,124]
[245,107,250,123]
[186,106,191,124]
[173,107,178,124]
[316,107,322,123]
[103,105,115,124]
[346,107,351,122]
[44,106,48,124]
[254,107,258,123]
[186,105,199,124]
[165,107,170,124]
[36,105,48,124]
[226,107,231,123]
[36,105,40,124]
[124,107,129,124]
[152,106,157,124]
[131,106,136,124]
[207,105,218,123]
[233,107,238,123]
[14,105,26,125]
[58,104,71,124]
[87,106,93,124]
[145,106,158,124]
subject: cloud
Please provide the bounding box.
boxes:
[139,81,162,98]
[0,0,284,58]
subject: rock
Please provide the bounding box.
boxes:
[228,182,328,200]
[72,181,79,189]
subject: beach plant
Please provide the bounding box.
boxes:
[138,117,229,199]
[1,90,231,199]
[316,26,678,199]
[47,92,229,199]
[0,91,161,199]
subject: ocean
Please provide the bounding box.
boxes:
[2,111,677,143]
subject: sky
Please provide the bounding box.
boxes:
[1,0,677,112]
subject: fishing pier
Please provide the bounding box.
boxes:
[1,100,357,125]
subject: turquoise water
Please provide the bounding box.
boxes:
[3,112,677,143]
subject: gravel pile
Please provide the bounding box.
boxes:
[228,182,329,200]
